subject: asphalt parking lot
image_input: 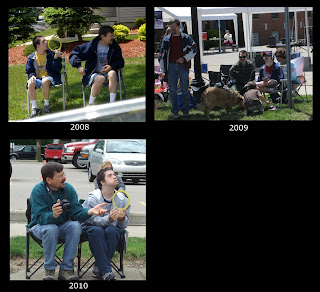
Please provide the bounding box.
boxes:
[10,160,146,221]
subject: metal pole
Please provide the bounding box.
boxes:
[190,7,204,87]
[285,7,293,109]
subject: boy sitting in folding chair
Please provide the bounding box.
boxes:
[81,168,130,281]
[26,36,62,118]
[69,26,124,105]
[28,162,107,280]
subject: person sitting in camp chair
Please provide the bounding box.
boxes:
[229,50,255,93]
[69,26,124,105]
[28,162,107,280]
[81,168,130,281]
[256,51,284,103]
[25,36,62,118]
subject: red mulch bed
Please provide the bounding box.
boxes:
[9,38,145,66]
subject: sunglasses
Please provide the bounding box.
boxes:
[239,56,247,59]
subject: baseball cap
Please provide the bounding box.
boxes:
[263,51,273,57]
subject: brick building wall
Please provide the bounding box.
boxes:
[252,11,313,45]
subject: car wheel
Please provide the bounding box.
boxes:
[88,165,96,182]
[72,153,86,169]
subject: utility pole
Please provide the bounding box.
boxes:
[285,7,293,109]
[190,7,205,88]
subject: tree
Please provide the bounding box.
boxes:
[43,7,105,41]
[8,7,37,44]
[36,140,42,162]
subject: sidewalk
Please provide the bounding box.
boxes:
[10,223,146,238]
[10,223,146,280]
[10,266,146,281]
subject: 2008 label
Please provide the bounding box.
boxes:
[70,124,89,130]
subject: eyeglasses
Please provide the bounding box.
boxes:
[239,56,247,59]
[275,55,282,58]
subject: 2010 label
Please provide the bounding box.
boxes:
[69,282,88,289]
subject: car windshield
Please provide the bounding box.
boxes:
[48,145,63,150]
[106,140,146,154]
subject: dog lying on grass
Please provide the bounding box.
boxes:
[195,87,244,120]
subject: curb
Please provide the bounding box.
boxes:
[10,211,146,226]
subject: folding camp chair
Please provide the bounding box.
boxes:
[208,71,221,86]
[291,56,308,101]
[220,65,232,86]
[81,69,126,107]
[76,199,127,279]
[25,198,66,279]
[26,55,69,115]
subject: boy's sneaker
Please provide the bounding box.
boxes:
[92,265,102,279]
[42,104,51,114]
[58,269,79,281]
[182,111,190,117]
[172,112,181,119]
[102,272,115,281]
[43,269,55,280]
[30,107,41,118]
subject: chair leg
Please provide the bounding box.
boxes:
[62,73,65,111]
[64,72,70,99]
[26,231,30,279]
[77,243,81,278]
[82,84,86,107]
[27,90,30,115]
[118,70,122,101]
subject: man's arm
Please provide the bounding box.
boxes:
[69,43,88,69]
[109,43,124,71]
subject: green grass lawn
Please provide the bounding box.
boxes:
[9,57,145,120]
[155,94,313,121]
[10,235,146,263]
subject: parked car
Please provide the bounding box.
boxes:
[45,144,63,162]
[88,139,146,183]
[77,143,97,168]
[61,139,99,169]
[10,145,45,160]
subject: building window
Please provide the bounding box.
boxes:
[271,13,279,19]
[252,14,259,20]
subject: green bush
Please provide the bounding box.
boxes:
[134,17,146,29]
[23,44,35,56]
[138,23,146,41]
[113,24,130,43]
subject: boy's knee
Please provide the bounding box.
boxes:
[94,74,106,85]
[105,226,119,238]
[87,226,104,238]
[41,78,51,87]
[108,70,117,81]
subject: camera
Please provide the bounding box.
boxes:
[60,199,72,211]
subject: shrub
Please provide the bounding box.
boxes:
[138,23,146,41]
[23,44,35,56]
[113,24,130,43]
[134,17,146,29]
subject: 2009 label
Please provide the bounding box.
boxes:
[229,124,248,131]
[70,124,89,130]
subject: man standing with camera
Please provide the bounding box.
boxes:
[28,162,107,280]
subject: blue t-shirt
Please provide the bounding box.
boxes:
[95,41,110,75]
